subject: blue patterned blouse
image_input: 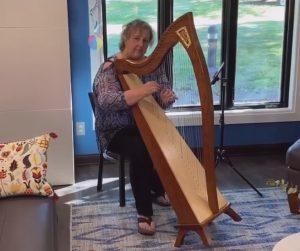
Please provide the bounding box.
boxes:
[93,55,172,151]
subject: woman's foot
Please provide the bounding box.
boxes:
[137,215,155,236]
[153,193,170,207]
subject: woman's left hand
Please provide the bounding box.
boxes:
[160,88,177,105]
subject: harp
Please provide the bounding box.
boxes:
[115,12,241,247]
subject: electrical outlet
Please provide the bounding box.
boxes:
[76,122,85,136]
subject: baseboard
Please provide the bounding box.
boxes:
[75,154,100,166]
[222,143,290,157]
[75,143,290,166]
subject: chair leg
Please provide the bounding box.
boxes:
[288,193,300,214]
[119,156,126,207]
[97,153,104,191]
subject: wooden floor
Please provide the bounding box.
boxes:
[74,148,287,192]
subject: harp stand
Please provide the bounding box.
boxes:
[211,64,263,197]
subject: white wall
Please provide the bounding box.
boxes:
[0,0,74,185]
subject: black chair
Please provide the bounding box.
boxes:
[88,92,126,207]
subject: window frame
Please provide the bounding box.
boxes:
[221,0,294,110]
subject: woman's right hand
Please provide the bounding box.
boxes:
[141,81,160,96]
[124,81,160,106]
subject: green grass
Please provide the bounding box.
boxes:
[235,20,283,99]
[106,0,157,24]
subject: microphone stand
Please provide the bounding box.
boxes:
[211,63,263,197]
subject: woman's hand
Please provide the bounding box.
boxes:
[142,81,161,96]
[160,87,177,106]
[124,81,160,106]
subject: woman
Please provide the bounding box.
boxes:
[93,19,177,236]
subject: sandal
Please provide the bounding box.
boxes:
[137,216,155,236]
[153,193,170,207]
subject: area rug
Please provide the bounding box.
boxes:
[71,188,300,251]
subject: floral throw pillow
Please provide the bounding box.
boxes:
[0,133,57,198]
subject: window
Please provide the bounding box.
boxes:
[235,1,286,104]
[100,0,298,123]
[173,0,223,107]
[171,0,294,110]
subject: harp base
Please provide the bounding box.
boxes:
[174,206,242,247]
[224,206,242,222]
[174,224,210,247]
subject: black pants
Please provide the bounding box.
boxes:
[107,127,165,216]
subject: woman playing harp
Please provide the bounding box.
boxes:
[114,12,241,247]
[93,19,177,236]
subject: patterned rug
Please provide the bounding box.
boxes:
[71,188,300,251]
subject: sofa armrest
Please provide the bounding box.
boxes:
[286,139,300,169]
[0,196,57,251]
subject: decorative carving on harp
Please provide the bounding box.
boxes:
[115,12,241,247]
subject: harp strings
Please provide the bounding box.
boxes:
[169,42,207,198]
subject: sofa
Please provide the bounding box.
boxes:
[0,133,59,251]
[286,138,300,214]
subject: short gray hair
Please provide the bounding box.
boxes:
[119,19,154,51]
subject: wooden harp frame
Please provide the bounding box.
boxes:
[115,12,241,247]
